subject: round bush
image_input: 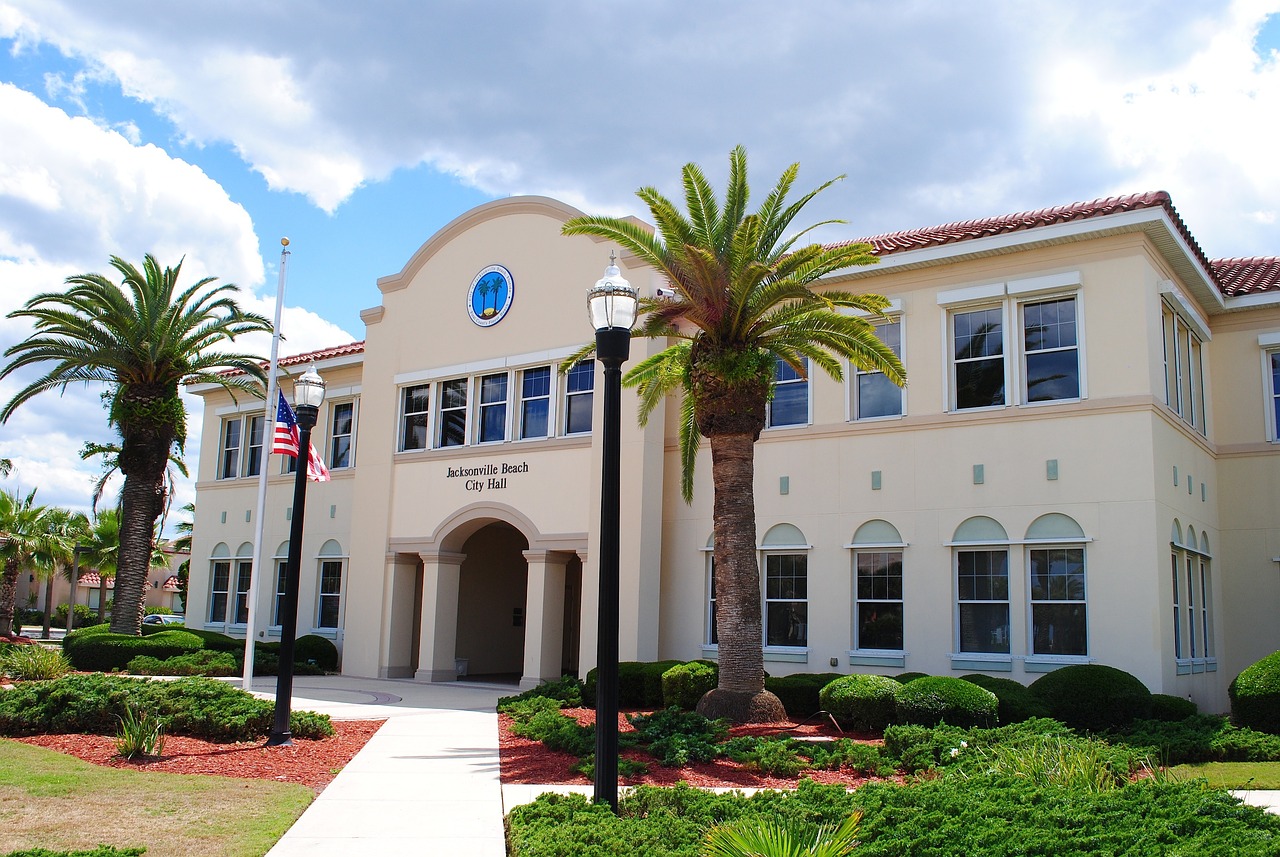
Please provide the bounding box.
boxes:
[1029,664,1152,731]
[64,628,205,672]
[895,676,997,727]
[1231,651,1280,734]
[819,674,901,731]
[960,674,1050,724]
[1150,693,1198,722]
[893,672,930,684]
[662,661,718,710]
[293,634,339,671]
[765,673,842,719]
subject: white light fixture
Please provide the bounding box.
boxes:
[587,252,638,332]
[293,364,326,410]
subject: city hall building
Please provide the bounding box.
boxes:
[185,192,1280,713]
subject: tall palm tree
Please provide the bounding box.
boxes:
[0,488,52,637]
[563,147,905,722]
[84,509,122,621]
[1,255,271,634]
[33,506,90,638]
[171,502,194,613]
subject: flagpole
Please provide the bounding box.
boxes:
[243,238,291,691]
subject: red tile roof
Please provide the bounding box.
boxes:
[840,191,1280,298]
[216,340,366,378]
[162,575,181,592]
[77,572,110,588]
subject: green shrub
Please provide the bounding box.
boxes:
[661,661,717,710]
[1,644,72,680]
[114,702,165,759]
[1231,650,1280,734]
[895,676,997,728]
[1112,714,1280,765]
[52,603,107,629]
[0,673,332,741]
[892,671,929,684]
[143,606,175,615]
[628,707,727,767]
[64,628,204,672]
[127,649,238,676]
[723,736,805,776]
[139,625,238,651]
[1149,693,1197,722]
[960,673,1050,723]
[883,717,1074,773]
[584,660,681,708]
[798,738,893,776]
[765,672,841,719]
[498,675,583,711]
[818,674,901,731]
[1029,664,1152,732]
[293,634,339,671]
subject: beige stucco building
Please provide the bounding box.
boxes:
[186,192,1280,713]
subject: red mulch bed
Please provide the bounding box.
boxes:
[12,719,384,793]
[500,707,896,790]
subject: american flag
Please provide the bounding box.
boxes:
[272,390,330,482]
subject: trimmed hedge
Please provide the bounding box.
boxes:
[1030,665,1153,732]
[127,650,238,676]
[765,673,842,719]
[819,674,901,731]
[63,627,204,672]
[960,674,1050,724]
[139,625,241,652]
[584,660,682,708]
[0,673,332,742]
[892,672,929,684]
[1149,693,1197,722]
[895,676,997,728]
[1231,650,1280,734]
[662,661,718,710]
[294,634,339,671]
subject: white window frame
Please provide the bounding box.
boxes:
[949,304,1008,412]
[475,372,510,444]
[1019,295,1082,405]
[272,555,288,627]
[1171,549,1185,659]
[231,558,252,626]
[398,384,430,452]
[315,557,346,631]
[328,399,357,469]
[1026,544,1087,657]
[564,359,594,436]
[209,559,231,623]
[705,554,717,647]
[763,551,808,649]
[1161,294,1209,436]
[519,365,554,440]
[851,319,904,421]
[852,548,905,652]
[955,545,1011,656]
[1258,334,1280,442]
[219,418,243,479]
[767,357,811,429]
[1171,533,1216,673]
[244,414,265,477]
[436,377,469,448]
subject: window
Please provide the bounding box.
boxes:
[400,384,430,451]
[1022,297,1079,402]
[1170,522,1214,666]
[437,379,467,447]
[219,418,242,479]
[855,551,903,650]
[1171,549,1184,659]
[768,358,809,428]
[244,415,265,477]
[853,321,903,419]
[1199,555,1214,658]
[765,554,807,646]
[209,560,230,623]
[1029,547,1086,655]
[706,558,718,646]
[565,360,594,435]
[1161,302,1206,435]
[272,542,289,626]
[520,366,552,439]
[329,401,356,468]
[957,549,1010,653]
[232,559,253,624]
[477,373,508,443]
[953,307,1005,410]
[1266,346,1280,441]
[317,561,343,628]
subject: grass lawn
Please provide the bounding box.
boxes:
[1168,760,1280,789]
[0,740,312,857]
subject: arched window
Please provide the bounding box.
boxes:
[849,521,905,653]
[315,540,347,631]
[208,543,231,624]
[1170,522,1215,668]
[952,517,1011,656]
[761,524,809,648]
[1025,514,1088,658]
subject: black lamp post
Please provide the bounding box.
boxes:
[267,364,325,747]
[587,253,638,811]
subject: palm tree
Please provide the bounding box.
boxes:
[1,255,271,634]
[33,506,90,638]
[0,459,10,477]
[563,147,905,722]
[171,502,194,613]
[703,812,862,857]
[84,509,122,621]
[0,487,52,637]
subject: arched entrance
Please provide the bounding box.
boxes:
[455,522,528,682]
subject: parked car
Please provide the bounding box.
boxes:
[142,614,185,626]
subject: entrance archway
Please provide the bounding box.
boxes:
[455,522,529,682]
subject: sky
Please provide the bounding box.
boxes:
[1,0,1280,527]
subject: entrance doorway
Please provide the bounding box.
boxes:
[455,522,528,683]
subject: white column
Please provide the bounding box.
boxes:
[415,549,466,682]
[520,550,570,689]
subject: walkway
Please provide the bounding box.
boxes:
[246,675,1280,856]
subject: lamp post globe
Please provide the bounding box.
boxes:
[587,253,637,812]
[267,365,326,747]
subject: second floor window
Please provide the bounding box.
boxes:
[219,419,242,479]
[565,360,594,435]
[520,366,552,439]
[768,358,809,428]
[400,385,429,451]
[854,321,903,419]
[330,401,355,469]
[437,379,467,447]
[953,307,1005,410]
[478,373,508,443]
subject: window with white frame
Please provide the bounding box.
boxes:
[232,558,252,624]
[437,378,468,447]
[315,540,345,630]
[244,415,265,477]
[1171,548,1184,658]
[1161,301,1207,435]
[400,384,430,451]
[849,519,906,652]
[219,418,243,479]
[477,373,509,443]
[1022,297,1080,402]
[520,366,552,439]
[768,358,809,428]
[564,360,594,435]
[1272,349,1280,440]
[853,320,903,419]
[329,400,356,469]
[706,552,717,646]
[1169,522,1215,665]
[761,523,809,648]
[1026,514,1088,657]
[208,544,231,623]
[953,516,1010,655]
[952,307,1005,410]
[272,542,289,626]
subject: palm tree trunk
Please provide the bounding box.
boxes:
[695,431,787,723]
[42,568,56,638]
[110,467,165,636]
[0,557,19,637]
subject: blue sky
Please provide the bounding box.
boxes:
[1,0,1279,522]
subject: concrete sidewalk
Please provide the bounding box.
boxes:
[246,675,1280,856]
